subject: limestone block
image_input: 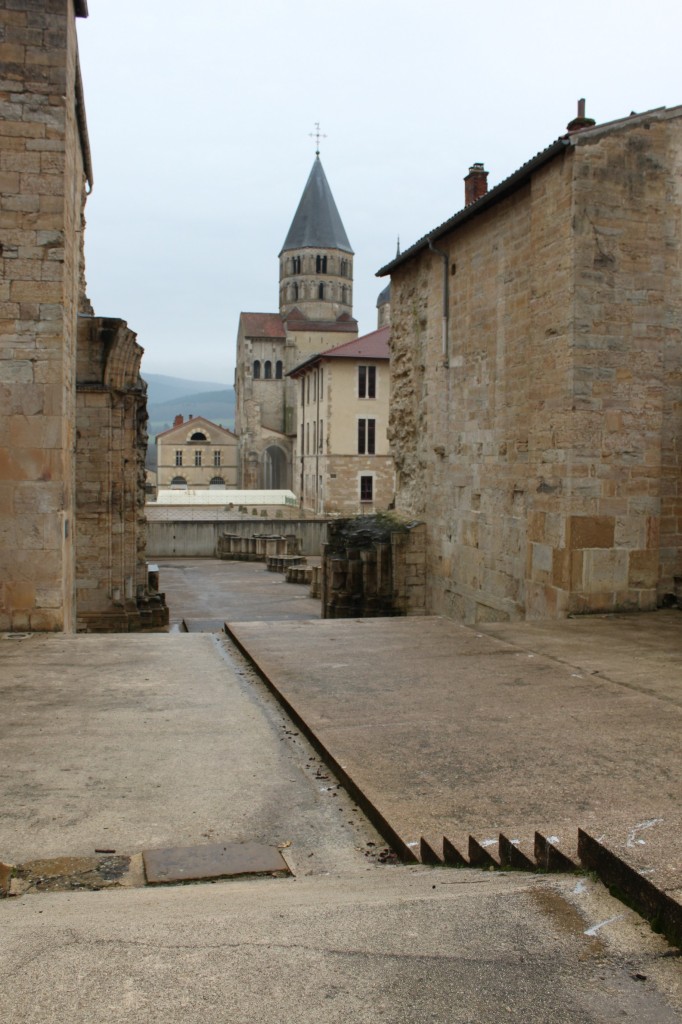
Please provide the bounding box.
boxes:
[567,515,615,550]
[582,548,629,594]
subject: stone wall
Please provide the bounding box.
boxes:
[75,316,167,631]
[388,109,682,621]
[321,516,426,618]
[0,0,90,631]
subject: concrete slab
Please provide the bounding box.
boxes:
[158,557,321,628]
[226,615,682,900]
[0,631,382,869]
[142,841,290,884]
[3,869,682,1023]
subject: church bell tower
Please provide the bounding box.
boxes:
[279,154,354,321]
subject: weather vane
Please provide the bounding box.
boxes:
[309,122,327,156]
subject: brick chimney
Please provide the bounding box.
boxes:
[173,414,184,427]
[566,98,596,133]
[464,163,488,206]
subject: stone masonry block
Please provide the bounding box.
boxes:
[567,515,615,550]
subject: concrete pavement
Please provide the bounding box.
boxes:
[1,562,681,1020]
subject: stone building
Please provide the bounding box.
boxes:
[378,103,682,622]
[289,325,395,514]
[0,1,163,632]
[156,414,238,489]
[234,155,358,490]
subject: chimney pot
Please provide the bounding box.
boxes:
[566,97,596,133]
[464,163,488,206]
[173,414,184,426]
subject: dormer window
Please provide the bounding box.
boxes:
[189,431,207,442]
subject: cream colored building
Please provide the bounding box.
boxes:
[289,326,394,514]
[156,415,238,489]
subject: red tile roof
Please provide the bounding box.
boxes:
[288,325,390,378]
[322,324,390,359]
[240,313,286,339]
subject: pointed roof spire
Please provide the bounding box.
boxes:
[280,158,353,255]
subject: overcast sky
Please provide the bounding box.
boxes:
[77,0,682,386]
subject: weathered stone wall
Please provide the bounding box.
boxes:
[0,0,89,631]
[389,109,682,621]
[75,316,167,631]
[320,516,426,618]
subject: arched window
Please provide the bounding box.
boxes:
[275,360,283,379]
[316,255,327,273]
[253,360,261,379]
[189,431,207,441]
[209,476,225,487]
[318,283,325,300]
[264,360,272,379]
[170,476,187,488]
[341,285,349,304]
[292,282,298,300]
[292,255,301,274]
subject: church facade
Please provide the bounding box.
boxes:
[234,156,358,490]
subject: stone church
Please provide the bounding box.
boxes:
[234,156,358,489]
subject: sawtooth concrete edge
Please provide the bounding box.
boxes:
[578,829,681,949]
[223,622,419,864]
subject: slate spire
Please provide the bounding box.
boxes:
[280,157,353,255]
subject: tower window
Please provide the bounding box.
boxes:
[292,282,298,300]
[264,360,272,379]
[275,360,283,379]
[292,255,301,274]
[253,360,261,379]
[316,255,327,273]
[318,283,325,300]
[340,259,349,278]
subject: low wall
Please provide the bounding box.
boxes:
[147,519,329,558]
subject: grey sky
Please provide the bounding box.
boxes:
[77,0,682,385]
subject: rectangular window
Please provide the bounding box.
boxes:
[195,450,202,467]
[358,365,376,399]
[358,418,376,455]
[175,451,183,466]
[318,419,323,452]
[360,476,373,502]
[306,423,309,455]
[213,451,221,467]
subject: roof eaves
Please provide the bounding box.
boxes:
[377,137,570,276]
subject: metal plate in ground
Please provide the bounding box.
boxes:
[142,841,290,885]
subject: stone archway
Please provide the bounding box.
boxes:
[262,445,287,489]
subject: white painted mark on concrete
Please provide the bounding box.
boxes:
[571,673,583,679]
[407,841,418,847]
[547,836,560,844]
[627,818,663,847]
[573,880,587,894]
[481,839,497,848]
[585,913,625,936]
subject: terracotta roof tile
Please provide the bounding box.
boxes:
[240,313,286,339]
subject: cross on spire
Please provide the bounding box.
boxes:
[309,121,327,156]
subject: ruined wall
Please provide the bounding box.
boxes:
[390,109,682,621]
[75,316,167,631]
[0,0,89,631]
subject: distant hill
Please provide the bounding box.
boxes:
[143,372,231,406]
[143,374,236,471]
[149,389,236,438]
